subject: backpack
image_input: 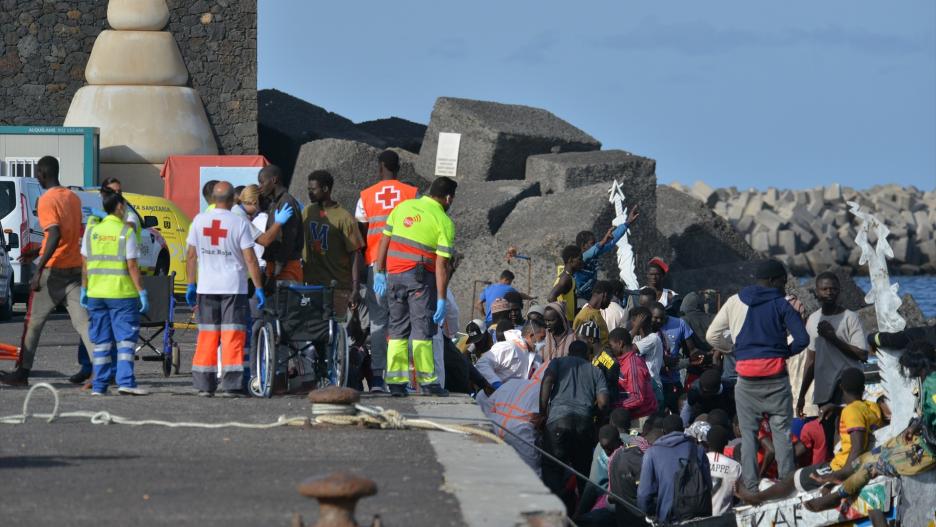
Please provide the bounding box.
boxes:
[669,443,712,523]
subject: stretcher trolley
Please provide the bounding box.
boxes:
[136,272,181,376]
[249,282,349,398]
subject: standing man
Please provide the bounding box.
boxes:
[257,165,304,287]
[186,182,266,397]
[356,150,418,391]
[1,156,96,386]
[573,280,613,353]
[548,245,584,323]
[373,176,456,397]
[80,187,149,396]
[705,260,809,491]
[573,205,638,302]
[303,170,364,319]
[650,301,698,414]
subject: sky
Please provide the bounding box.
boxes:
[258,1,936,190]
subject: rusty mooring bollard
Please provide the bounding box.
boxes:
[308,386,361,405]
[297,472,377,527]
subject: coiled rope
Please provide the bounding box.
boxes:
[0,383,502,445]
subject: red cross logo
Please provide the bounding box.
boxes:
[375,186,402,209]
[203,219,228,246]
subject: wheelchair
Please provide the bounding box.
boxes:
[135,271,181,376]
[249,282,349,398]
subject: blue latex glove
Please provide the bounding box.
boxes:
[255,288,266,310]
[274,204,294,224]
[185,283,197,307]
[89,207,107,219]
[373,272,387,297]
[491,381,503,391]
[79,287,88,308]
[138,290,149,315]
[433,298,446,326]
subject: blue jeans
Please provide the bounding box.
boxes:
[87,297,140,391]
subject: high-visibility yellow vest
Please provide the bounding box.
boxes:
[554,264,576,322]
[85,215,138,299]
[383,196,455,275]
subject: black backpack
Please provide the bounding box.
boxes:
[669,443,712,523]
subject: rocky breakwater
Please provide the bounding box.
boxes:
[679,182,936,276]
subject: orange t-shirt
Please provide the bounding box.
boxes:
[37,187,83,269]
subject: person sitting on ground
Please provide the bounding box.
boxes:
[461,319,496,395]
[477,270,533,324]
[605,417,664,526]
[549,245,584,323]
[475,320,546,400]
[576,320,601,361]
[542,301,576,361]
[574,280,612,353]
[706,425,742,515]
[601,279,629,332]
[793,417,828,468]
[638,415,712,524]
[803,340,936,513]
[797,272,869,453]
[576,423,627,522]
[681,368,737,427]
[735,367,882,506]
[629,307,664,410]
[644,257,679,310]
[651,301,700,414]
[611,327,658,419]
[573,205,639,302]
[539,340,610,503]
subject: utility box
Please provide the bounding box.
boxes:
[0,126,99,187]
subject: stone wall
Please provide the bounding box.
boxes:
[0,0,257,155]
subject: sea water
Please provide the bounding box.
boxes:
[854,275,936,319]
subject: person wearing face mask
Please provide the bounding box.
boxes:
[373,177,457,397]
[539,339,610,500]
[474,319,547,396]
[543,302,576,361]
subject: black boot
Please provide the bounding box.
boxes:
[0,367,29,386]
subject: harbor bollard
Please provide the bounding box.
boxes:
[297,472,377,527]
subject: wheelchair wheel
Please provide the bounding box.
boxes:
[329,322,350,388]
[250,321,275,398]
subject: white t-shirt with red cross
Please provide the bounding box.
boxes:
[186,208,255,295]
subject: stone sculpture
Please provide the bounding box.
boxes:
[608,180,638,291]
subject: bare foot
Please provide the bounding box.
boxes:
[804,492,840,512]
[734,481,763,506]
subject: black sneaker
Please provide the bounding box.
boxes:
[0,368,29,387]
[421,384,449,397]
[69,369,92,384]
[388,383,409,397]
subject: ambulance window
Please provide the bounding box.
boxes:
[0,182,14,219]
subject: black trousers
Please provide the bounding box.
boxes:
[542,414,596,504]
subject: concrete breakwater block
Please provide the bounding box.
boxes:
[445,180,542,241]
[525,150,655,194]
[416,97,600,182]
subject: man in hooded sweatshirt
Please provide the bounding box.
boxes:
[638,415,712,523]
[705,260,809,492]
[542,301,576,361]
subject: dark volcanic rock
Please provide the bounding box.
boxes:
[416,97,600,182]
[356,117,426,154]
[526,150,655,194]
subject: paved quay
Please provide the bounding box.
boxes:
[0,307,563,527]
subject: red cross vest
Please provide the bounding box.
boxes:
[359,180,418,266]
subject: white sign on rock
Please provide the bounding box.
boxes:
[434,132,461,177]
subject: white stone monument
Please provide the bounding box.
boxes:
[608,179,638,291]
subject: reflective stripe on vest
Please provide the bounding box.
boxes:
[384,196,454,274]
[85,215,138,299]
[360,180,417,266]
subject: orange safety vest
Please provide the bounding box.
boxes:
[360,180,418,266]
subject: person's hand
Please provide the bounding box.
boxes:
[627,204,639,225]
[373,272,386,297]
[138,290,149,314]
[17,246,39,263]
[632,312,647,331]
[903,420,921,442]
[819,403,837,422]
[689,351,705,366]
[185,283,197,307]
[817,320,836,341]
[433,299,446,326]
[30,271,42,292]
[255,288,266,310]
[80,287,88,308]
[795,397,806,419]
[90,207,107,219]
[483,384,496,396]
[530,413,546,432]
[600,226,615,245]
[273,204,294,224]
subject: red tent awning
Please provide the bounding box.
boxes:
[161,155,269,219]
